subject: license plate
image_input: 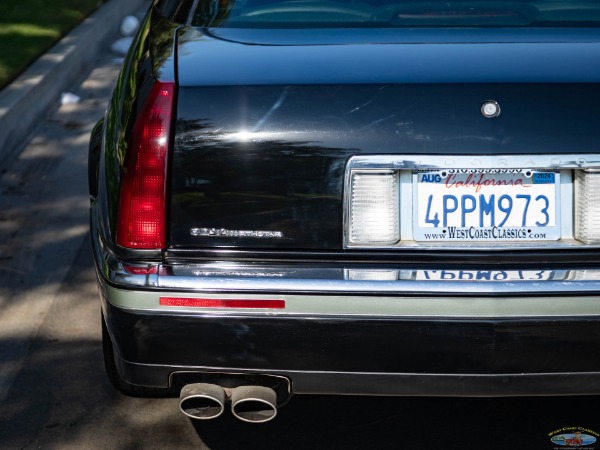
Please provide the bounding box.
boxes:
[413,169,561,242]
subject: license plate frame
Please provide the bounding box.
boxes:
[412,168,561,242]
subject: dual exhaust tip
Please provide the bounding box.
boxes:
[179,383,278,424]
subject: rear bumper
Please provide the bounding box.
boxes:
[101,293,600,396]
[93,217,600,395]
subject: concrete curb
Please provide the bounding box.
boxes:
[0,0,147,166]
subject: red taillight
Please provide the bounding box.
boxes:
[117,80,175,249]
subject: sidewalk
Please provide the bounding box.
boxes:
[0,0,147,168]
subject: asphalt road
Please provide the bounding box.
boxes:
[0,35,598,450]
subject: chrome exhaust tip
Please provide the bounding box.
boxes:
[179,383,226,420]
[231,385,277,423]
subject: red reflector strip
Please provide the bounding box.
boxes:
[160,297,285,309]
[122,264,159,275]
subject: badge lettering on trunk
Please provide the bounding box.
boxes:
[191,228,284,239]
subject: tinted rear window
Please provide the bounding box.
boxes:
[177,0,600,28]
[157,0,600,28]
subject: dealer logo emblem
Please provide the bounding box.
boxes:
[549,427,598,447]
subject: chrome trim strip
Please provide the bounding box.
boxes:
[154,272,600,295]
[93,243,600,299]
[346,154,600,171]
[92,205,600,297]
[101,281,600,317]
[344,154,600,249]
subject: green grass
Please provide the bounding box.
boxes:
[0,0,105,89]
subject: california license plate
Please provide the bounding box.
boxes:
[413,169,561,241]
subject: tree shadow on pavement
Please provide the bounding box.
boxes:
[0,237,203,449]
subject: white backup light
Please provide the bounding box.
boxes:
[575,170,600,244]
[349,172,400,245]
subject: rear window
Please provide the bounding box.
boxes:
[179,0,600,28]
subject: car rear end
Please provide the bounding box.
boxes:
[90,0,600,420]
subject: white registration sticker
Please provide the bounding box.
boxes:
[412,169,561,242]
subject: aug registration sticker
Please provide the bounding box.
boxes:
[412,169,561,242]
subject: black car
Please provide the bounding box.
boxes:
[89,0,600,423]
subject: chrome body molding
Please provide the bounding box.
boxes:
[100,280,600,317]
[92,232,600,316]
[95,245,600,297]
[344,154,600,249]
[345,154,600,171]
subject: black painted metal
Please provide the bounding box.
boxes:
[170,82,600,249]
[106,301,600,376]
